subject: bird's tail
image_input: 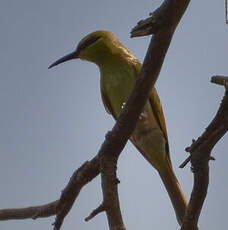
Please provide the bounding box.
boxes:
[158,159,188,225]
[130,131,188,225]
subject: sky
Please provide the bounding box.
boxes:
[0,0,227,230]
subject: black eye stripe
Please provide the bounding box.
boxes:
[79,36,100,50]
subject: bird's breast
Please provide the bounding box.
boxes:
[101,64,136,116]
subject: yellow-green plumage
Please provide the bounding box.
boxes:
[49,30,188,225]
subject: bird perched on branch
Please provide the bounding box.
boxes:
[49,30,187,225]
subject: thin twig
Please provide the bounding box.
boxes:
[85,203,105,222]
[179,156,191,168]
[226,0,228,24]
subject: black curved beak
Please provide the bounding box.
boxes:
[48,50,79,69]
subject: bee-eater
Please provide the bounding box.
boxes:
[49,30,188,225]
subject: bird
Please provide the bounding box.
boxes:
[49,30,188,225]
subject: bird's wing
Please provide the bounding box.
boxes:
[132,60,169,142]
[149,87,168,141]
[101,89,117,119]
[131,59,171,167]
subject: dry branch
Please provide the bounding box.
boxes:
[52,156,100,230]
[0,156,100,224]
[53,0,191,229]
[85,203,105,222]
[180,76,228,230]
[96,0,191,229]
[0,0,196,229]
[0,201,58,221]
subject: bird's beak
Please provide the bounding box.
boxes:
[48,49,79,69]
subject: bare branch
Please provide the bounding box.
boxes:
[211,75,228,88]
[100,132,125,230]
[0,201,58,221]
[225,0,228,24]
[53,156,100,230]
[0,155,100,225]
[98,1,190,229]
[131,0,190,38]
[181,76,228,230]
[85,203,105,222]
[179,156,191,168]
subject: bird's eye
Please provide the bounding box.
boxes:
[80,36,100,50]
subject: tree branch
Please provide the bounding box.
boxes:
[53,156,100,230]
[0,0,191,229]
[85,203,105,222]
[180,76,228,230]
[0,155,100,224]
[97,1,190,229]
[0,201,58,221]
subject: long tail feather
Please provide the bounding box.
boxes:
[158,159,188,225]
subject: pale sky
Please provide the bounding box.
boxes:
[0,1,227,230]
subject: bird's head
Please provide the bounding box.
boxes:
[48,30,124,68]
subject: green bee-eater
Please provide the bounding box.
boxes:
[49,30,187,224]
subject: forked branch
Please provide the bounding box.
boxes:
[180,76,228,230]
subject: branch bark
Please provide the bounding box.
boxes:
[0,201,58,220]
[97,0,190,229]
[180,76,228,230]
